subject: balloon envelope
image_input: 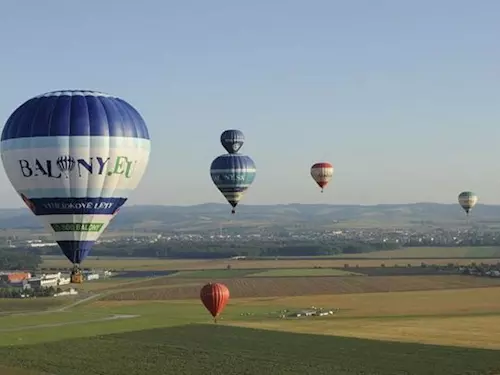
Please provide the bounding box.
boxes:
[200,282,230,319]
[220,129,245,154]
[458,191,478,214]
[1,90,151,265]
[311,162,334,191]
[210,154,256,213]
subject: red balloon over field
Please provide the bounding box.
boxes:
[200,282,230,323]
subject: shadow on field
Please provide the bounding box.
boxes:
[1,325,500,375]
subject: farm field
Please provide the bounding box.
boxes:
[101,275,500,300]
[170,269,259,278]
[2,260,500,373]
[76,277,149,291]
[332,246,500,259]
[2,324,500,375]
[2,286,500,348]
[0,285,500,374]
[0,298,68,313]
[229,287,500,349]
[170,268,361,278]
[247,268,362,277]
[41,253,500,271]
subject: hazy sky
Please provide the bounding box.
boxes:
[0,0,499,207]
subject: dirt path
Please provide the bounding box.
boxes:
[0,314,139,332]
[3,293,103,317]
[56,293,102,311]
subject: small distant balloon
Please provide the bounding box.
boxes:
[458,191,478,216]
[200,282,230,323]
[210,154,256,214]
[310,162,334,192]
[220,129,245,154]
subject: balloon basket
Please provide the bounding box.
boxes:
[71,271,83,284]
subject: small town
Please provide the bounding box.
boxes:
[1,225,499,250]
[0,269,114,298]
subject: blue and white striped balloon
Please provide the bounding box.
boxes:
[1,90,151,266]
[210,154,256,214]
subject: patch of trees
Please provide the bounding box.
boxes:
[0,286,58,298]
[0,249,41,270]
[29,239,401,259]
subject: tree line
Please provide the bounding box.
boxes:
[28,239,402,259]
[0,285,61,298]
[0,249,41,269]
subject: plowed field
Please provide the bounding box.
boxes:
[102,275,500,301]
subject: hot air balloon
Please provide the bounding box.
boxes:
[1,90,151,283]
[458,191,478,216]
[210,154,256,214]
[220,129,245,154]
[200,282,230,323]
[310,162,334,192]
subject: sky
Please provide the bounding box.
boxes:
[0,0,499,207]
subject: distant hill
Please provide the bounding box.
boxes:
[1,203,499,231]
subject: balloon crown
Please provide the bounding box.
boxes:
[220,129,245,154]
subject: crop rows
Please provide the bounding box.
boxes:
[102,275,500,301]
[2,324,500,375]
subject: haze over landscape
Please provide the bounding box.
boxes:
[1,1,500,375]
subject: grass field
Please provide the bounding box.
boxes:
[333,246,500,259]
[100,275,500,300]
[170,268,361,278]
[3,254,500,374]
[41,254,500,272]
[170,269,260,278]
[1,286,500,374]
[0,365,49,375]
[2,324,500,375]
[247,268,362,277]
[229,287,500,349]
[0,298,68,313]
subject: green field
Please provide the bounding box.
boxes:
[171,269,260,278]
[0,298,68,313]
[333,246,500,259]
[170,268,361,278]
[0,292,500,374]
[3,256,500,374]
[40,247,500,272]
[247,268,362,277]
[2,324,499,375]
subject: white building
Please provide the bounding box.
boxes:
[41,272,61,280]
[28,272,71,288]
[84,273,100,281]
[29,277,58,288]
[26,240,58,248]
[58,276,71,285]
[54,288,78,297]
